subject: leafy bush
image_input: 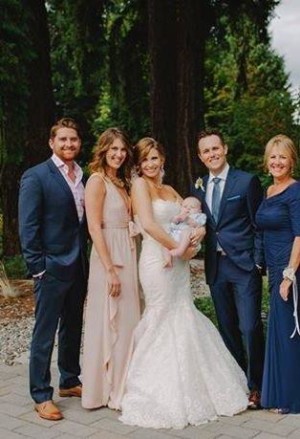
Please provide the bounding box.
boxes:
[194,296,218,326]
[3,255,27,279]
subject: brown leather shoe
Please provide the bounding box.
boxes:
[35,400,63,421]
[248,390,261,410]
[59,384,82,398]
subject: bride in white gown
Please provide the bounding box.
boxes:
[120,138,248,429]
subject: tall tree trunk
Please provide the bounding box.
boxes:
[24,0,55,167]
[2,0,54,256]
[148,0,210,195]
[148,0,177,171]
[175,0,208,193]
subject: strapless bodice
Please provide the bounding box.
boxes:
[135,199,180,241]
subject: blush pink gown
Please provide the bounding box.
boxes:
[82,174,140,410]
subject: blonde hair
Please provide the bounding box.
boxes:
[264,134,298,172]
[133,137,165,176]
[88,127,133,187]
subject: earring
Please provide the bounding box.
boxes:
[131,166,139,181]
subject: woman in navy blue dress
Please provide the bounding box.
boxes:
[256,134,300,414]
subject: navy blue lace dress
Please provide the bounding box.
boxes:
[256,182,300,413]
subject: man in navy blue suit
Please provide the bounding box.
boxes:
[192,128,265,409]
[18,118,88,420]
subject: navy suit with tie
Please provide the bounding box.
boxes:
[18,158,88,403]
[192,167,265,391]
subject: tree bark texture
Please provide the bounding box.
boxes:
[148,0,210,195]
[2,0,54,256]
[24,0,55,167]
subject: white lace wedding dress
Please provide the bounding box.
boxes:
[120,200,248,429]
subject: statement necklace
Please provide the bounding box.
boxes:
[106,174,125,189]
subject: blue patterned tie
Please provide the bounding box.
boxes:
[211,177,221,222]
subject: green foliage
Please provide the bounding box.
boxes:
[48,0,107,162]
[229,91,295,172]
[205,13,296,175]
[262,277,270,318]
[0,1,34,167]
[48,0,150,157]
[194,296,218,326]
[104,0,150,140]
[2,255,27,279]
[47,0,297,169]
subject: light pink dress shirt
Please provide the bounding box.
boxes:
[51,154,85,221]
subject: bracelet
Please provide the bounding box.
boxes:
[283,267,295,282]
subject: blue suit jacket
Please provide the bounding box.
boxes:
[191,167,264,285]
[18,159,88,281]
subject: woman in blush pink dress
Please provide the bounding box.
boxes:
[82,128,140,410]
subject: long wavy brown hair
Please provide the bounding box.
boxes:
[89,127,133,189]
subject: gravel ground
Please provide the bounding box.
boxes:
[0,260,209,366]
[0,317,34,365]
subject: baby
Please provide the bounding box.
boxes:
[164,196,206,266]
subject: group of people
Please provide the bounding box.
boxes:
[18,117,300,428]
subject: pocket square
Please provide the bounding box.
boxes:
[227,195,241,201]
